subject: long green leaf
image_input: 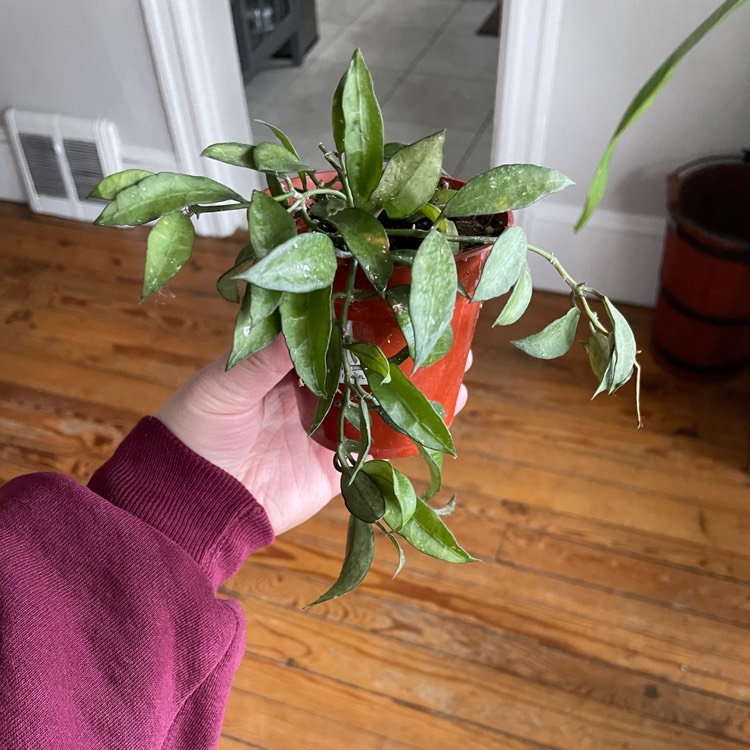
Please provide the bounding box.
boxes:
[512,307,581,359]
[472,226,528,302]
[347,342,391,382]
[141,212,195,299]
[603,297,637,391]
[227,288,281,369]
[410,231,457,370]
[493,263,533,326]
[280,287,332,396]
[248,189,297,258]
[254,141,312,174]
[575,0,748,230]
[444,165,572,218]
[94,172,243,226]
[254,119,299,157]
[398,498,476,563]
[341,50,384,209]
[235,233,337,292]
[362,460,418,530]
[89,169,154,200]
[308,332,342,436]
[217,244,257,303]
[366,362,456,456]
[417,443,443,501]
[201,142,257,169]
[371,130,446,218]
[583,326,615,398]
[341,470,385,523]
[307,516,375,606]
[329,208,392,294]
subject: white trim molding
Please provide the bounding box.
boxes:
[139,0,257,237]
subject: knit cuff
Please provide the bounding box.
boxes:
[88,416,274,587]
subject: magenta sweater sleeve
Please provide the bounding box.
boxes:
[0,416,274,750]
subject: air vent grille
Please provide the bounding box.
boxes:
[4,109,121,221]
[19,133,66,199]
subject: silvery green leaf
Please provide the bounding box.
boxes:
[341,469,385,524]
[226,288,281,370]
[253,141,312,173]
[512,307,581,359]
[201,142,257,169]
[89,169,154,200]
[248,189,296,258]
[603,297,637,391]
[398,498,476,563]
[472,226,528,302]
[493,263,533,326]
[141,212,195,299]
[254,119,299,157]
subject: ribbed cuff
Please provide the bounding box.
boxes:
[88,417,274,587]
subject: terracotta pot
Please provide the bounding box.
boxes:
[288,172,512,459]
[651,157,750,381]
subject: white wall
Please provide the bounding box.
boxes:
[0,0,179,203]
[497,0,750,306]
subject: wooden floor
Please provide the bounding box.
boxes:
[2,200,750,749]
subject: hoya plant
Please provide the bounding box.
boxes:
[91,49,640,605]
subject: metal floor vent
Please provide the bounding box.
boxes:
[5,109,122,221]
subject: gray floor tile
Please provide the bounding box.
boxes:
[383,120,476,174]
[456,120,493,179]
[358,0,462,33]
[317,0,373,26]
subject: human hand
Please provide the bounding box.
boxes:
[157,339,472,536]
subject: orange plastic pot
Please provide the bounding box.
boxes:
[288,172,512,459]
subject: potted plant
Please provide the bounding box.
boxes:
[90,50,638,605]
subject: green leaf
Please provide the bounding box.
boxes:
[307,516,375,606]
[332,68,347,155]
[444,165,573,218]
[433,495,457,517]
[248,189,297,258]
[410,231,457,370]
[217,244,257,303]
[280,287,332,396]
[371,130,446,219]
[583,326,615,398]
[350,398,373,481]
[329,208,392,294]
[398,498,476,563]
[347,342,391,382]
[341,470,385,523]
[512,307,581,359]
[266,173,286,198]
[141,212,195,299]
[310,195,348,220]
[236,233,337,292]
[201,142,257,169]
[472,226,528,302]
[575,0,748,230]
[254,119,299,158]
[362,460,418,530]
[366,362,456,456]
[417,443,443,501]
[380,527,406,578]
[603,297,637,391]
[248,284,283,322]
[493,263,533,326]
[253,141,312,174]
[227,288,281,369]
[387,286,453,368]
[308,332,342,436]
[390,248,417,266]
[383,142,406,160]
[94,172,244,226]
[89,169,154,200]
[340,49,384,209]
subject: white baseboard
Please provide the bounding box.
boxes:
[0,139,26,202]
[523,201,666,307]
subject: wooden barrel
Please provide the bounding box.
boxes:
[651,157,750,380]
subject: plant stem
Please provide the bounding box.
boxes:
[336,259,359,475]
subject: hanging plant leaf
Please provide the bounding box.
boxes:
[280,286,332,396]
[371,130,446,219]
[417,443,444,501]
[331,67,347,155]
[583,326,616,397]
[341,469,385,523]
[235,233,337,292]
[307,516,375,607]
[248,284,282,323]
[226,288,281,370]
[329,208,392,294]
[94,172,244,226]
[512,307,581,359]
[410,231,457,370]
[248,189,297,258]
[383,142,407,160]
[362,460,418,530]
[493,263,533,326]
[254,119,300,158]
[308,333,342,436]
[347,342,391,382]
[253,141,312,173]
[201,142,257,169]
[89,169,154,200]
[575,0,747,230]
[380,526,406,578]
[217,244,257,303]
[141,212,195,300]
[340,49,384,209]
[387,285,453,368]
[349,398,373,481]
[366,363,455,456]
[433,495,457,517]
[398,498,476,563]
[443,165,573,218]
[603,297,637,391]
[472,226,528,302]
